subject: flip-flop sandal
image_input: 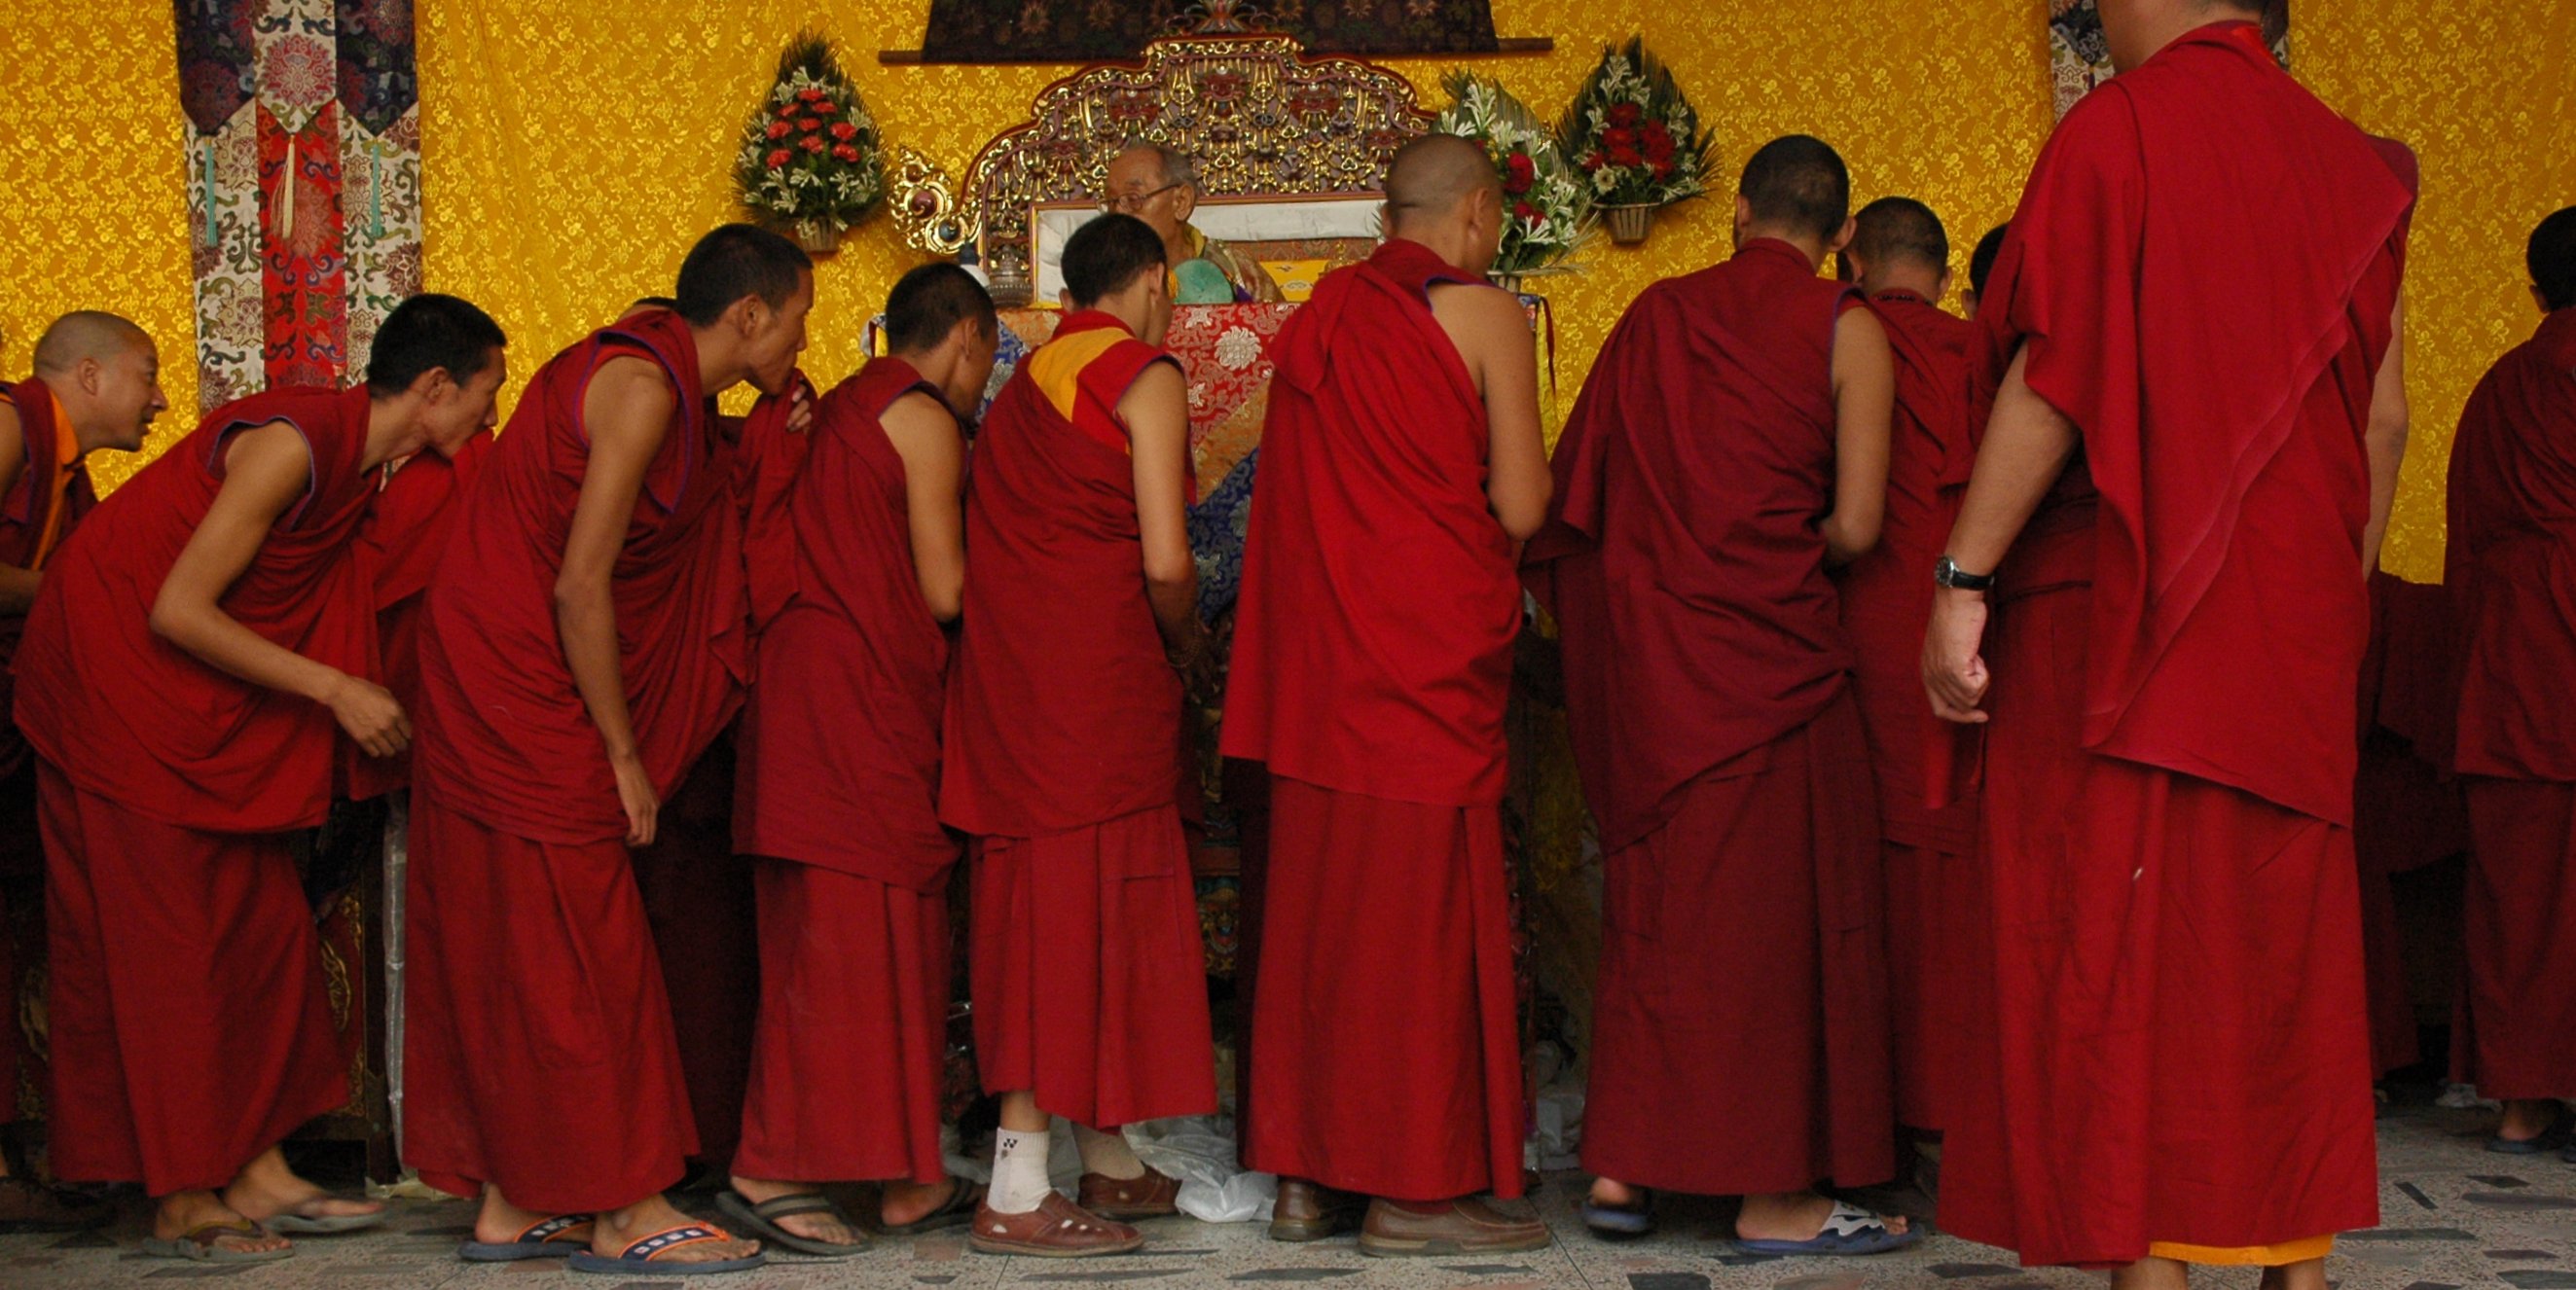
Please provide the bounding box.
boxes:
[139,1219,294,1264]
[567,1223,766,1275]
[1737,1201,1923,1257]
[460,1212,596,1262]
[879,1179,986,1236]
[716,1189,868,1259]
[2486,1107,2574,1155]
[1580,1186,1655,1237]
[264,1200,389,1236]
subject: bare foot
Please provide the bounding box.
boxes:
[155,1189,291,1257]
[2111,1254,2191,1290]
[596,1193,759,1265]
[883,1177,964,1229]
[220,1146,383,1225]
[729,1175,862,1247]
[472,1186,594,1246]
[1735,1190,1910,1241]
[2499,1098,2564,1142]
[1588,1175,1643,1208]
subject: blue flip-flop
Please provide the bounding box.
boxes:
[1580,1187,1655,1238]
[459,1212,595,1262]
[1737,1201,1922,1257]
[2485,1107,2574,1156]
[567,1223,765,1276]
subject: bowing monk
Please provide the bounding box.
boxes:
[1225,133,1551,1256]
[940,213,1216,1258]
[0,313,163,1234]
[2448,205,2576,1156]
[720,264,998,1254]
[1922,2,2412,1281]
[406,225,811,1275]
[1840,197,1981,1160]
[16,296,504,1262]
[1525,134,1907,1253]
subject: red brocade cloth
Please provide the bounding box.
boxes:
[941,312,1184,839]
[413,309,750,844]
[1222,239,1520,807]
[17,385,378,833]
[735,358,959,892]
[1579,696,1895,1195]
[1522,238,1862,851]
[1940,23,2402,1267]
[1243,776,1523,1201]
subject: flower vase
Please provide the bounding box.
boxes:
[1602,202,1659,246]
[791,222,841,256]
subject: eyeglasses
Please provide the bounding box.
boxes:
[1101,181,1185,213]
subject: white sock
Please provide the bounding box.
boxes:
[1073,1124,1146,1181]
[989,1128,1055,1214]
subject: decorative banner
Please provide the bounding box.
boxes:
[176,0,420,411]
[2053,0,2290,119]
[920,0,1498,63]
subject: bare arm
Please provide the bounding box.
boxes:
[148,420,410,756]
[1822,305,1896,565]
[1921,345,2081,724]
[0,401,35,613]
[2361,290,2411,575]
[1120,360,1203,658]
[881,391,967,623]
[559,356,672,846]
[1434,284,1550,541]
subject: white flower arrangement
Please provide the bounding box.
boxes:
[733,32,885,244]
[1560,38,1715,209]
[1435,70,1593,277]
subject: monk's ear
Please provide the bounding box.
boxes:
[1171,186,1198,224]
[1827,216,1857,256]
[1937,267,1955,302]
[408,365,459,405]
[1057,287,1076,311]
[2535,284,2555,317]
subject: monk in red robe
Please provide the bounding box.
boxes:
[406,226,811,1275]
[0,313,163,1234]
[1226,134,1551,1255]
[16,295,506,1261]
[1922,3,2413,1281]
[2447,205,2576,1156]
[1840,197,1981,1163]
[1526,135,1908,1253]
[1962,224,2009,321]
[941,213,1215,1257]
[718,265,998,1253]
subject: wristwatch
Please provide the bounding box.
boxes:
[1934,555,1996,591]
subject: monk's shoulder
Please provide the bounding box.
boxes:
[1425,278,1528,361]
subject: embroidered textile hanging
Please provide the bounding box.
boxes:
[175,0,420,411]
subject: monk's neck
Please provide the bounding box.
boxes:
[1387,230,1477,276]
[1868,273,1944,303]
[1163,229,1194,267]
[361,394,425,471]
[687,323,755,396]
[1738,229,1830,270]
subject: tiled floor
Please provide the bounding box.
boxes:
[4,1103,2569,1289]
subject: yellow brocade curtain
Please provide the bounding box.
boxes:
[0,0,2567,571]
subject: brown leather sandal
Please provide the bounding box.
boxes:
[966,1193,1143,1258]
[1076,1165,1181,1219]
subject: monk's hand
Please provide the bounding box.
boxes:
[325,673,412,758]
[781,382,816,435]
[611,749,660,847]
[1923,585,1993,725]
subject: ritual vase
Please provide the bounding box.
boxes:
[1602,202,1659,245]
[789,221,841,256]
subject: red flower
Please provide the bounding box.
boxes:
[1579,152,1604,172]
[1513,200,1541,224]
[765,119,791,140]
[800,134,826,154]
[1609,102,1642,127]
[1652,160,1675,180]
[811,99,838,116]
[797,86,826,101]
[832,142,861,162]
[766,148,791,168]
[777,103,798,118]
[1608,146,1644,169]
[798,117,821,131]
[1641,122,1676,162]
[1601,126,1636,153]
[829,122,858,141]
[1503,152,1535,196]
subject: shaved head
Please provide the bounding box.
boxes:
[32,310,151,376]
[1739,134,1850,242]
[1851,197,1949,273]
[1387,133,1501,231]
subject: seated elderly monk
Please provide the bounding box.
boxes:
[1104,141,1286,305]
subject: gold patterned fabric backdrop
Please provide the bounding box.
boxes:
[3,0,2572,579]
